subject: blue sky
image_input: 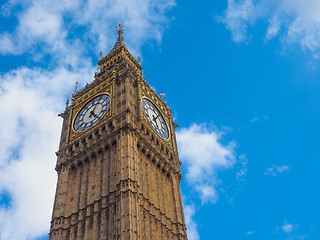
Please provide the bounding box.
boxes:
[0,0,319,239]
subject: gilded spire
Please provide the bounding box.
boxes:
[116,23,124,36]
[72,81,79,95]
[97,24,142,73]
[110,23,125,52]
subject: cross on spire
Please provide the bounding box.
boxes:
[109,23,126,53]
[73,81,79,95]
[160,91,166,99]
[117,23,124,36]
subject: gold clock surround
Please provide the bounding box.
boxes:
[141,96,171,140]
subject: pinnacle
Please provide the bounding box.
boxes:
[97,24,142,73]
[110,23,126,53]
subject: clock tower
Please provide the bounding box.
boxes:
[49,24,188,240]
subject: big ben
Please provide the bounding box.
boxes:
[49,24,188,240]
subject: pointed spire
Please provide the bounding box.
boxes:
[117,23,124,36]
[97,24,142,73]
[110,23,126,52]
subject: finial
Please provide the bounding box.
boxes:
[72,81,79,95]
[138,56,141,62]
[116,23,124,36]
[160,91,166,99]
[99,51,103,60]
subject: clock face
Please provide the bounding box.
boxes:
[142,98,169,139]
[73,94,111,132]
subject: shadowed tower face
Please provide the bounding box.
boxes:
[49,24,188,240]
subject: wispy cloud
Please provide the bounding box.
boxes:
[266,16,281,41]
[184,205,200,240]
[217,0,254,42]
[282,222,294,233]
[219,0,320,58]
[250,115,269,123]
[236,154,249,181]
[274,221,306,239]
[264,165,290,176]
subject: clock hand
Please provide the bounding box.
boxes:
[152,115,159,128]
[89,106,98,118]
[92,103,98,113]
[91,110,98,117]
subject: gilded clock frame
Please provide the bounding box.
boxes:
[72,93,111,132]
[141,96,171,142]
[67,85,114,145]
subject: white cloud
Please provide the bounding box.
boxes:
[0,33,15,55]
[250,115,269,123]
[0,0,176,60]
[219,0,320,58]
[274,221,305,239]
[282,220,298,234]
[177,124,246,238]
[217,0,254,42]
[282,222,294,233]
[196,185,218,204]
[184,205,200,240]
[0,66,93,240]
[177,123,237,204]
[0,1,176,239]
[264,165,290,176]
[266,16,281,40]
[247,231,254,235]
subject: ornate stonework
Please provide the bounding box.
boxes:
[49,24,188,240]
